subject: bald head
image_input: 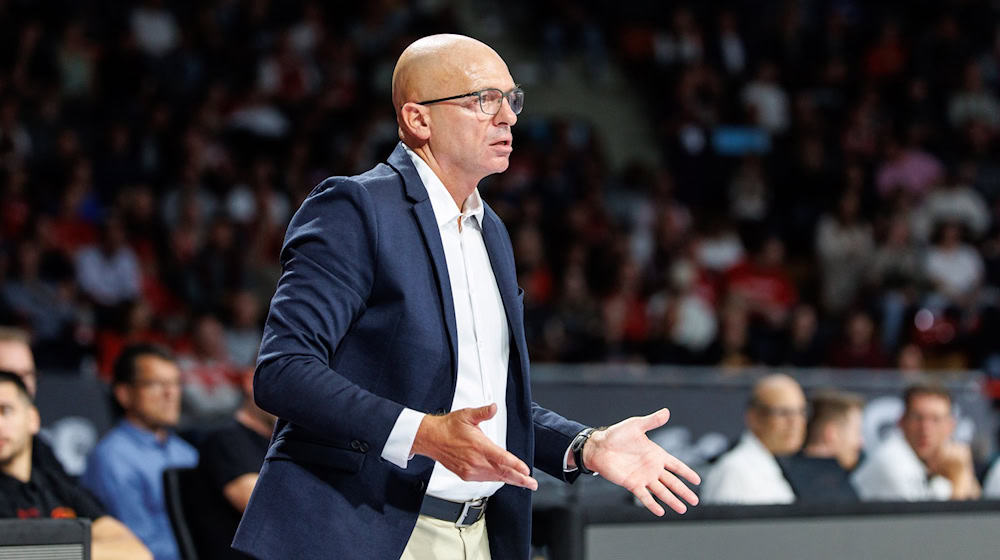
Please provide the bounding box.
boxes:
[390,34,518,200]
[747,374,807,456]
[391,34,507,114]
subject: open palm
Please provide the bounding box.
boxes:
[584,408,701,516]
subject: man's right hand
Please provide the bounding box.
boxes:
[927,441,982,500]
[410,404,538,490]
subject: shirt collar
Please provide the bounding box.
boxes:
[119,418,171,448]
[403,144,485,228]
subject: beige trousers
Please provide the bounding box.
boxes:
[399,514,492,560]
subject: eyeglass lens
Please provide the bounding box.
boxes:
[480,89,523,115]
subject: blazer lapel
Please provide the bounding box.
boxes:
[387,144,459,382]
[480,207,527,362]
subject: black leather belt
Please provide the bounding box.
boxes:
[419,494,488,527]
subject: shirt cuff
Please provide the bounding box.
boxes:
[381,407,426,469]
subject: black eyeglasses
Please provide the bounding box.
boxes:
[417,87,524,115]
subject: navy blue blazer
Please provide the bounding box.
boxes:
[232,143,586,560]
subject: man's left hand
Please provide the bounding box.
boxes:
[581,408,701,516]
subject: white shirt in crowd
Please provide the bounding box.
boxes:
[979,459,1000,499]
[851,430,951,501]
[75,246,141,306]
[700,431,796,505]
[380,147,511,502]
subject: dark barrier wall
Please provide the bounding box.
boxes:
[544,500,1000,560]
[34,373,113,476]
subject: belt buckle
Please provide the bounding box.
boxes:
[455,497,486,528]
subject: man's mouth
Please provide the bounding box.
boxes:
[491,139,512,148]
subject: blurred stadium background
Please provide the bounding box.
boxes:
[3,0,1000,558]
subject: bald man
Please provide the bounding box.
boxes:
[700,374,806,504]
[233,35,699,560]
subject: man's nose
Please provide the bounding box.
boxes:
[494,96,517,126]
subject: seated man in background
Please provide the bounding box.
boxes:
[0,326,72,477]
[780,390,863,503]
[192,367,274,559]
[701,373,805,504]
[0,371,152,560]
[82,344,198,560]
[852,384,980,501]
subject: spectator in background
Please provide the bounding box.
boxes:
[701,374,805,504]
[75,215,141,309]
[130,0,179,59]
[0,326,71,477]
[948,60,1000,130]
[82,344,198,560]
[741,61,790,135]
[0,371,152,560]
[815,190,874,315]
[646,258,717,363]
[826,309,890,369]
[177,314,242,426]
[852,384,980,501]
[1,238,77,344]
[912,164,991,241]
[224,290,263,369]
[725,233,797,328]
[781,303,825,367]
[868,215,922,351]
[728,156,770,225]
[876,136,944,202]
[924,222,984,312]
[780,390,864,503]
[191,367,274,559]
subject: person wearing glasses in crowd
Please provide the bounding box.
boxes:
[82,344,198,560]
[778,390,864,503]
[233,34,700,560]
[852,384,981,501]
[701,374,806,504]
[0,327,72,478]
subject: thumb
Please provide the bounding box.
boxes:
[639,408,671,431]
[464,403,497,425]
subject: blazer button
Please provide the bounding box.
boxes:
[359,442,370,453]
[350,440,361,450]
[415,481,426,492]
[436,408,447,415]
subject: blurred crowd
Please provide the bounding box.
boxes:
[1,0,1000,426]
[504,1,1000,387]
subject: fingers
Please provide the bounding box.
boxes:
[497,463,538,490]
[631,486,665,517]
[647,479,687,514]
[664,452,701,486]
[659,469,699,508]
[463,403,498,425]
[639,408,671,432]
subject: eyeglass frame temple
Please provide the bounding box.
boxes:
[416,88,523,113]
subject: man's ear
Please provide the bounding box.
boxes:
[27,405,40,436]
[113,384,131,412]
[399,103,431,141]
[745,409,758,432]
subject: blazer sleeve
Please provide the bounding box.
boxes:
[531,402,588,482]
[253,177,404,450]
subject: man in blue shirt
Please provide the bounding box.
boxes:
[82,344,198,560]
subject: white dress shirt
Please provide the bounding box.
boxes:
[982,459,1000,498]
[851,430,951,501]
[379,146,510,502]
[700,431,796,505]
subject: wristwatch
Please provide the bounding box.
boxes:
[571,427,599,476]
